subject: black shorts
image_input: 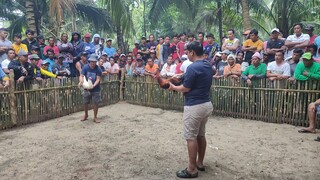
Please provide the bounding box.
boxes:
[83,90,102,105]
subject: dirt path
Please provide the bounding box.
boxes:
[0,102,319,180]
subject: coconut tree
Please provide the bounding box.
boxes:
[241,0,251,31]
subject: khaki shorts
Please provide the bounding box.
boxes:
[83,90,102,105]
[183,101,213,140]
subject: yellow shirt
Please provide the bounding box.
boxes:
[242,39,264,51]
[12,43,28,54]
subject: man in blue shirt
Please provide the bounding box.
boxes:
[83,33,95,55]
[169,41,213,178]
[104,38,116,58]
[79,54,102,123]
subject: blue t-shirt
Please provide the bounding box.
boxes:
[314,36,320,58]
[183,59,213,106]
[204,43,220,59]
[81,64,102,92]
[104,47,116,57]
[45,58,55,72]
[84,42,95,54]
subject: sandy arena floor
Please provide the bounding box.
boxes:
[0,102,319,180]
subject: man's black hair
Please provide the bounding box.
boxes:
[25,29,34,35]
[46,48,54,54]
[179,32,186,37]
[198,32,205,37]
[14,33,22,38]
[186,41,203,56]
[187,32,195,38]
[249,29,259,35]
[293,48,304,56]
[293,22,303,29]
[228,29,235,34]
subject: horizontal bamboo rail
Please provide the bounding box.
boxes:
[0,73,120,129]
[124,76,320,129]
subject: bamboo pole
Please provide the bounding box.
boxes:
[8,70,17,126]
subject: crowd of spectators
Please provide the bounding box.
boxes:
[1,22,320,89]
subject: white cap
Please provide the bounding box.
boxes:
[181,54,188,60]
[215,52,222,57]
[271,28,280,33]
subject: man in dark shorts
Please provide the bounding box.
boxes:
[169,41,214,178]
[78,54,102,123]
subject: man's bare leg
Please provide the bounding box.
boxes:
[93,104,100,123]
[81,104,89,121]
[299,103,316,133]
[196,136,206,168]
[187,139,198,173]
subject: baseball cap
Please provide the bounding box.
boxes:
[134,40,139,44]
[88,54,98,62]
[206,33,214,38]
[29,54,40,60]
[17,50,28,56]
[106,38,112,42]
[181,54,188,60]
[84,33,91,38]
[242,30,251,35]
[302,52,312,60]
[215,52,222,57]
[120,54,126,57]
[41,60,50,65]
[252,52,261,59]
[221,49,232,55]
[305,24,314,31]
[141,36,146,40]
[271,28,280,33]
[81,51,88,56]
[31,45,40,51]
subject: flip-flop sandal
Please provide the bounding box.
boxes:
[197,165,205,171]
[176,168,198,178]
[315,136,320,142]
[298,129,316,134]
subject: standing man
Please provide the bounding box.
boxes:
[168,41,213,178]
[0,28,12,64]
[285,23,310,59]
[204,33,220,59]
[79,54,102,123]
[198,32,208,47]
[21,29,38,53]
[242,29,264,63]
[162,36,171,65]
[104,38,116,58]
[304,24,317,45]
[1,49,15,74]
[266,28,285,63]
[222,29,240,54]
[177,33,186,57]
[44,37,59,56]
[147,34,158,54]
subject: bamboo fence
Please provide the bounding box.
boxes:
[0,73,120,129]
[124,76,320,129]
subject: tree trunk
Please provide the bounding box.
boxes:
[25,0,37,35]
[241,0,251,31]
[116,25,124,52]
[217,0,223,46]
[278,0,289,38]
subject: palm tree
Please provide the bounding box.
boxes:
[241,0,251,31]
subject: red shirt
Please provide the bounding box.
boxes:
[177,41,185,57]
[43,45,59,56]
[175,63,182,74]
[202,41,208,47]
[132,47,138,59]
[170,43,179,60]
[310,35,318,45]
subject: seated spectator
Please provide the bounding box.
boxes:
[0,68,9,89]
[1,49,15,74]
[236,51,248,72]
[213,50,231,78]
[40,61,59,79]
[52,54,71,77]
[45,49,56,72]
[109,57,120,74]
[294,52,320,80]
[98,58,108,76]
[180,54,192,74]
[12,33,28,55]
[44,37,59,56]
[125,55,135,76]
[133,58,145,77]
[298,98,320,134]
[160,54,176,78]
[29,54,43,81]
[267,51,290,80]
[242,52,267,86]
[288,49,304,81]
[262,53,268,63]
[75,52,88,76]
[175,58,182,74]
[22,29,37,53]
[8,50,34,82]
[266,28,285,63]
[145,58,159,77]
[223,54,241,79]
[28,46,42,67]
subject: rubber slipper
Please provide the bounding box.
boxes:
[176,168,198,178]
[197,165,205,171]
[298,129,316,134]
[315,136,320,142]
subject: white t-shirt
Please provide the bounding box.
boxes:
[241,62,249,72]
[110,63,120,73]
[267,61,291,76]
[160,63,177,77]
[180,60,193,73]
[103,61,111,70]
[285,33,310,59]
[1,59,11,69]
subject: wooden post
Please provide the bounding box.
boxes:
[119,68,125,101]
[8,70,17,126]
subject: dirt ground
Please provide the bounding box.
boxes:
[0,102,319,180]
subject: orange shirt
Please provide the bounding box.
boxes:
[242,39,264,51]
[145,64,159,73]
[223,63,242,76]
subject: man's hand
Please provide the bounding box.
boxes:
[168,82,175,91]
[78,81,83,88]
[3,81,9,88]
[303,71,309,76]
[248,75,254,79]
[17,76,25,83]
[287,77,295,82]
[247,79,252,86]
